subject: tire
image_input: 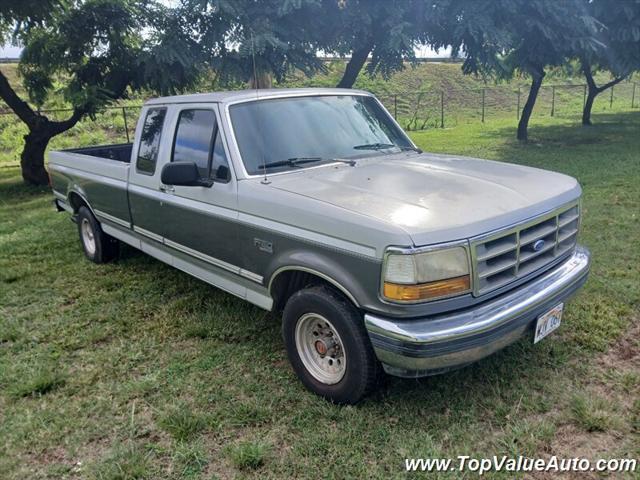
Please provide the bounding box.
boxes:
[77,206,119,263]
[282,285,380,404]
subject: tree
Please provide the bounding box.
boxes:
[319,0,424,89]
[428,0,601,141]
[0,0,204,185]
[189,0,425,90]
[194,0,425,90]
[183,0,324,89]
[579,0,640,125]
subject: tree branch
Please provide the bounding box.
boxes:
[48,107,86,136]
[0,69,38,128]
[597,75,627,93]
[581,59,628,93]
[47,76,129,137]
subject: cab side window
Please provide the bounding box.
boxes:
[172,109,231,182]
[136,108,167,175]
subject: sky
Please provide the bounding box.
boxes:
[0,44,21,58]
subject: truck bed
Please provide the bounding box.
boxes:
[48,143,133,227]
[65,143,133,163]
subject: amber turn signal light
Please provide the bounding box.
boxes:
[383,275,471,302]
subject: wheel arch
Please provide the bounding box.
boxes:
[67,190,97,217]
[268,265,361,313]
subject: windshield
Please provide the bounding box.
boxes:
[229,95,414,175]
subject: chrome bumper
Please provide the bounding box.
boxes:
[364,246,591,378]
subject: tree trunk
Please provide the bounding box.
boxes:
[19,114,84,186]
[517,69,545,142]
[0,69,86,185]
[248,70,273,89]
[581,61,626,126]
[582,62,598,126]
[582,87,597,126]
[336,40,374,89]
[20,129,54,186]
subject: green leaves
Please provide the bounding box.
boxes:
[197,0,326,87]
[586,0,640,76]
[7,0,202,115]
[429,0,603,79]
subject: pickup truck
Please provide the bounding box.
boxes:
[49,88,590,404]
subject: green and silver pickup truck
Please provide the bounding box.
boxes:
[49,88,590,404]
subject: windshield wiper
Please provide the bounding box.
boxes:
[257,156,355,171]
[256,157,323,170]
[398,145,423,153]
[353,142,396,151]
[353,143,423,153]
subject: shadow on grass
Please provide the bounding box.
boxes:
[0,167,49,199]
[487,111,640,163]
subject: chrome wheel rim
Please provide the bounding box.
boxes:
[81,218,96,256]
[295,313,346,385]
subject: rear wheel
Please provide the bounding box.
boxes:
[282,285,380,404]
[77,206,119,263]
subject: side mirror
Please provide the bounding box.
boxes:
[161,161,213,187]
[215,164,230,182]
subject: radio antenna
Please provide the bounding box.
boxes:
[250,31,270,185]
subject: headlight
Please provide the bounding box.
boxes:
[382,245,471,302]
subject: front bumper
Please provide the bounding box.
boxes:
[364,246,590,378]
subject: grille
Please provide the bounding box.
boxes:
[471,202,580,296]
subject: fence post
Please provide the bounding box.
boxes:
[481,88,485,123]
[551,86,555,116]
[583,84,587,109]
[633,83,637,108]
[516,87,521,119]
[440,91,444,128]
[610,85,614,108]
[394,95,398,119]
[122,107,130,143]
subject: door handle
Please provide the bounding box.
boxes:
[159,185,175,193]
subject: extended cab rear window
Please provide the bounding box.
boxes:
[136,108,167,175]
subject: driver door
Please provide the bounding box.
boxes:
[158,104,241,271]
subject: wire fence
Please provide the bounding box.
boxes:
[378,81,638,130]
[0,81,638,165]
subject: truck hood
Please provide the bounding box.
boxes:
[266,152,581,246]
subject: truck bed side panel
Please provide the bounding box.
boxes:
[49,151,132,227]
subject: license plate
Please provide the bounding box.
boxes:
[534,303,563,344]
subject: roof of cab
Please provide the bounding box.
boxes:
[144,87,372,106]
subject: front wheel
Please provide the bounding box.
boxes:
[282,285,380,404]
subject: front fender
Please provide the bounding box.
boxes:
[265,248,383,308]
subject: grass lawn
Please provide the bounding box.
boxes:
[1,111,639,479]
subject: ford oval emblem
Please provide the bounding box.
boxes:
[532,239,546,252]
